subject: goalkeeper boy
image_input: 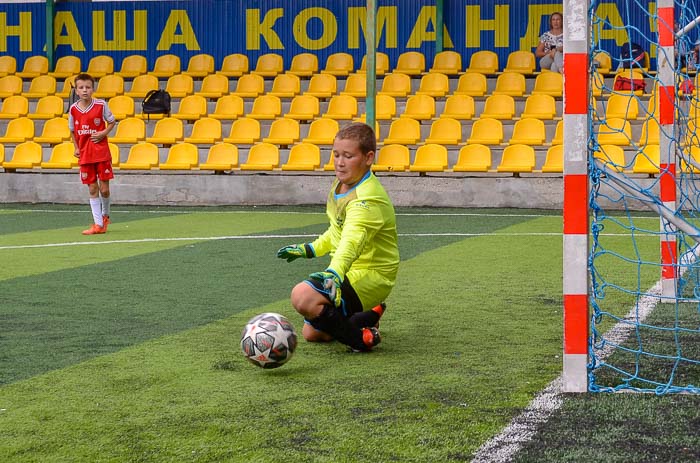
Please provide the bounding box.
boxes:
[277,122,399,352]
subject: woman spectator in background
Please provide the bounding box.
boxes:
[535,12,564,73]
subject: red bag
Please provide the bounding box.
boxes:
[613,76,646,92]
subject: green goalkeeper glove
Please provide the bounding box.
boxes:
[277,243,315,262]
[309,269,342,307]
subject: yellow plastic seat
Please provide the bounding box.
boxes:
[145,117,184,145]
[680,145,700,173]
[268,73,301,98]
[120,142,159,169]
[304,73,337,99]
[540,145,563,173]
[465,50,499,74]
[200,143,239,171]
[551,120,563,145]
[394,51,425,76]
[440,94,474,120]
[184,117,222,144]
[520,94,557,120]
[321,53,354,77]
[209,94,244,121]
[195,73,230,99]
[638,118,660,146]
[116,54,147,78]
[34,117,70,144]
[508,118,546,145]
[49,56,81,79]
[377,72,412,98]
[409,143,449,172]
[16,56,49,79]
[593,50,613,75]
[288,53,318,77]
[466,117,503,145]
[453,72,487,97]
[383,117,421,145]
[415,72,450,98]
[124,74,159,98]
[240,142,279,170]
[149,54,181,79]
[0,95,29,119]
[40,142,78,169]
[492,72,526,97]
[251,53,284,78]
[532,71,563,97]
[481,94,515,120]
[86,55,114,78]
[632,144,660,175]
[231,73,265,99]
[281,142,321,171]
[262,117,299,146]
[164,73,194,98]
[0,75,23,98]
[218,53,249,78]
[0,117,34,143]
[429,51,462,75]
[424,117,463,145]
[322,154,336,171]
[358,52,390,76]
[247,95,282,120]
[340,73,367,98]
[2,141,42,169]
[110,117,145,144]
[497,144,536,173]
[302,118,339,145]
[596,118,632,146]
[372,144,410,172]
[591,70,605,97]
[503,50,536,74]
[171,95,208,121]
[593,144,627,171]
[183,53,215,78]
[400,94,435,120]
[108,95,135,120]
[0,56,17,77]
[323,95,357,120]
[160,142,199,170]
[56,76,75,99]
[605,94,639,120]
[223,117,261,144]
[28,95,63,120]
[93,74,124,99]
[22,75,56,99]
[285,95,320,121]
[109,142,120,167]
[453,144,492,172]
[357,94,396,121]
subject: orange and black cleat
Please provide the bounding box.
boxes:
[82,223,106,235]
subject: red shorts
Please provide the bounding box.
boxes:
[80,160,114,185]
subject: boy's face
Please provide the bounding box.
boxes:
[331,137,374,188]
[74,79,94,102]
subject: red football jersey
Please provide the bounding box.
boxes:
[69,99,115,165]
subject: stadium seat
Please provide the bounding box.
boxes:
[638,118,660,146]
[262,117,300,146]
[195,73,230,99]
[281,142,321,171]
[247,94,282,120]
[605,94,640,120]
[218,53,249,78]
[302,117,339,145]
[2,141,42,169]
[532,71,563,97]
[340,73,367,98]
[480,94,515,120]
[680,145,700,173]
[356,94,396,121]
[394,51,425,76]
[116,54,147,78]
[503,50,536,74]
[520,94,557,120]
[593,50,613,75]
[183,53,215,78]
[632,144,660,175]
[287,53,318,77]
[508,118,546,145]
[321,53,354,77]
[453,72,487,97]
[93,74,124,99]
[34,117,70,144]
[109,142,120,167]
[0,95,29,119]
[223,117,261,144]
[107,95,135,120]
[465,50,499,74]
[551,120,563,145]
[183,117,222,144]
[120,142,159,169]
[383,117,421,145]
[160,142,199,170]
[596,118,632,145]
[149,54,181,78]
[164,73,194,98]
[0,117,34,143]
[200,143,238,171]
[492,72,526,97]
[124,74,159,98]
[145,117,184,145]
[171,94,208,121]
[540,145,563,173]
[591,70,605,97]
[240,142,280,170]
[22,75,56,99]
[440,94,475,120]
[0,75,23,98]
[86,55,114,78]
[593,144,627,171]
[377,72,412,98]
[357,52,390,76]
[268,73,301,98]
[323,95,357,120]
[399,94,435,120]
[231,73,265,99]
[0,55,16,77]
[209,94,245,121]
[16,56,49,79]
[304,73,337,99]
[409,143,448,172]
[49,56,81,79]
[466,117,503,145]
[110,117,145,144]
[424,117,463,145]
[251,53,284,78]
[372,144,410,172]
[415,72,450,98]
[429,51,462,75]
[40,142,78,169]
[28,95,63,120]
[285,94,320,121]
[452,144,492,172]
[496,144,536,173]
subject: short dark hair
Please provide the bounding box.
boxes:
[74,73,95,85]
[335,122,376,155]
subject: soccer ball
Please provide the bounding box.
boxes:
[240,312,297,368]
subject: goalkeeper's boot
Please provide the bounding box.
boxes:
[358,327,381,351]
[372,302,387,328]
[102,215,110,232]
[82,223,106,235]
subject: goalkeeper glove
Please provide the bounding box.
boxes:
[277,243,314,262]
[309,269,342,307]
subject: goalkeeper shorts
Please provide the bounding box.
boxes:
[304,268,395,316]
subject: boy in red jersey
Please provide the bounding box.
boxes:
[69,73,116,235]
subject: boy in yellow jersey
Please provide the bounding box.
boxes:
[277,122,399,352]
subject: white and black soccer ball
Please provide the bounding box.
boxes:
[241,312,297,368]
